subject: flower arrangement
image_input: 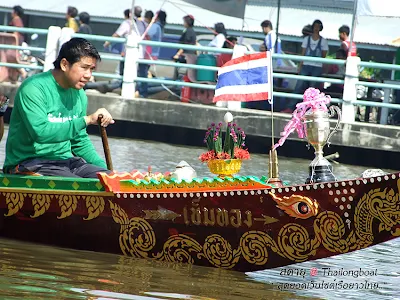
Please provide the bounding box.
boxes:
[199,112,250,163]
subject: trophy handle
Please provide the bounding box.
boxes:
[326,105,342,146]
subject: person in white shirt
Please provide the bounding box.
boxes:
[260,20,281,54]
[208,22,227,48]
[287,19,329,111]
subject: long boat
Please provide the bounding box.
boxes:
[0,168,399,272]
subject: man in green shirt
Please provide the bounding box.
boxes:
[3,38,114,178]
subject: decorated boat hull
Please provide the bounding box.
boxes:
[0,172,399,272]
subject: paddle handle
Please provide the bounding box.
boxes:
[97,114,113,171]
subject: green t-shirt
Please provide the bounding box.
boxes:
[3,71,106,172]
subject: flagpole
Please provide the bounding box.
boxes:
[275,0,281,53]
[268,49,281,185]
[269,50,274,147]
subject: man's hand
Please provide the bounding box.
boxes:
[85,108,115,127]
[259,43,266,52]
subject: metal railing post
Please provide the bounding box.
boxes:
[43,26,61,71]
[121,33,139,99]
[342,56,360,123]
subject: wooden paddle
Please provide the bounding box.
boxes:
[97,114,113,171]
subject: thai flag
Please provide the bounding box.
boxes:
[213,52,273,103]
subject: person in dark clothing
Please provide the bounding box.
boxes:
[0,94,9,141]
[9,5,25,44]
[174,15,197,60]
[78,12,92,34]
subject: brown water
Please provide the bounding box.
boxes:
[0,128,399,300]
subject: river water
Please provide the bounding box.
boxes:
[0,129,399,300]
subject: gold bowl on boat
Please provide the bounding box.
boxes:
[207,159,242,177]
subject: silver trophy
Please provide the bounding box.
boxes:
[303,106,341,183]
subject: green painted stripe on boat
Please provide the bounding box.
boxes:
[0,174,104,191]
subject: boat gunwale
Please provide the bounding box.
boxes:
[0,187,113,196]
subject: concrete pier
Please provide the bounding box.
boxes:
[1,82,399,170]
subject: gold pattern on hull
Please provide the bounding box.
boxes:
[109,179,400,269]
[1,192,106,221]
[3,192,26,217]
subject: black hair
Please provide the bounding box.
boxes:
[183,15,194,27]
[13,5,24,17]
[157,10,167,28]
[79,12,90,25]
[53,38,100,69]
[67,6,78,18]
[302,24,313,36]
[339,25,350,36]
[260,20,273,30]
[223,36,237,48]
[312,19,323,31]
[124,9,131,19]
[134,6,142,18]
[214,22,227,36]
[144,10,154,20]
[336,48,347,59]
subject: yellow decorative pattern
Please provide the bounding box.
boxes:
[56,195,78,219]
[109,200,129,232]
[203,234,241,268]
[3,192,25,216]
[109,179,400,269]
[84,196,105,220]
[31,194,51,218]
[119,217,156,259]
[154,235,203,264]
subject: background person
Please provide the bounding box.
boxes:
[173,15,196,62]
[0,94,9,141]
[339,25,357,56]
[208,22,227,48]
[285,19,329,112]
[65,6,79,32]
[78,12,92,34]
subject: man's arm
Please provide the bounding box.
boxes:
[104,21,129,47]
[71,130,107,168]
[16,86,87,144]
[71,94,107,169]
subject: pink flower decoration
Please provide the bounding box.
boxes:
[273,88,331,150]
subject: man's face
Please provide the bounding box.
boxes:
[339,32,346,41]
[61,56,97,89]
[262,27,269,34]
